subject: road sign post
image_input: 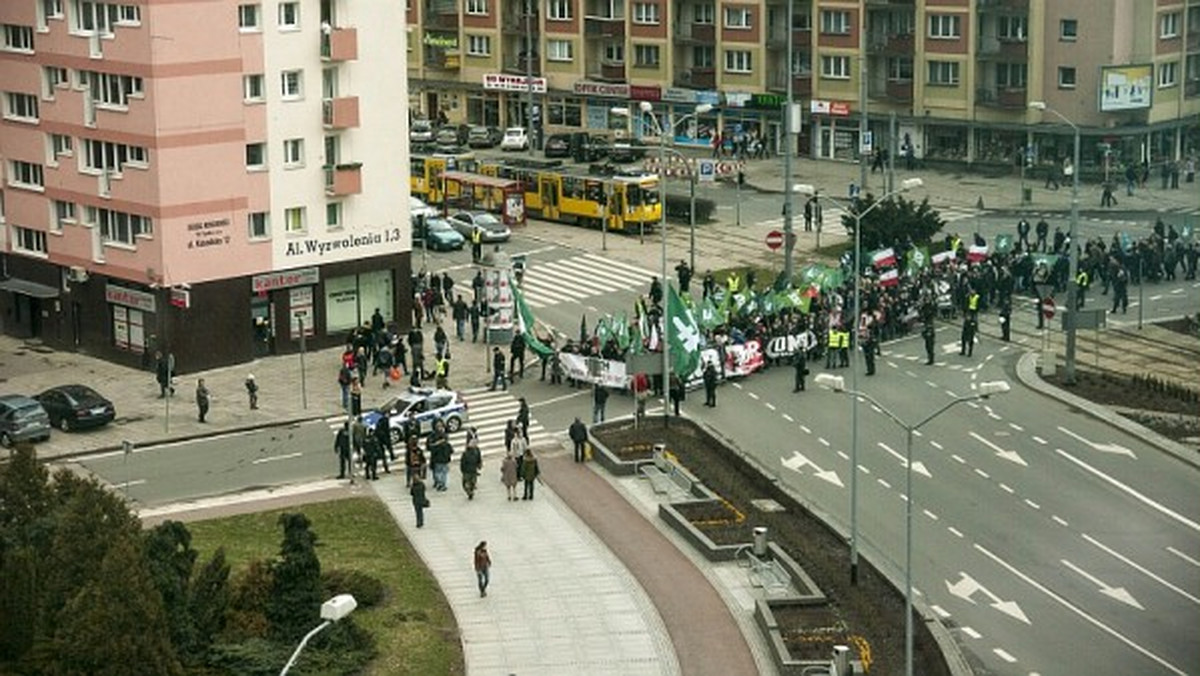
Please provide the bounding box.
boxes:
[765,230,784,251]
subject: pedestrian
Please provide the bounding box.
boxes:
[568,417,588,463]
[155,351,175,398]
[1101,180,1118,207]
[1016,218,1031,251]
[349,375,362,415]
[999,296,1012,342]
[669,373,685,415]
[376,414,395,462]
[922,315,936,365]
[410,475,429,528]
[452,295,468,341]
[675,260,692,294]
[195,378,210,422]
[519,448,540,500]
[501,451,519,501]
[434,323,449,359]
[469,300,481,343]
[960,315,977,357]
[702,362,718,407]
[592,383,609,423]
[363,431,380,480]
[460,435,482,499]
[334,422,352,479]
[428,420,453,491]
[504,418,517,455]
[473,541,491,597]
[862,328,877,376]
[515,397,531,441]
[792,348,808,392]
[509,330,526,380]
[470,226,483,263]
[405,434,426,487]
[490,347,507,391]
[1111,265,1130,313]
[244,374,258,410]
[435,353,451,390]
[1035,218,1049,252]
[351,414,367,467]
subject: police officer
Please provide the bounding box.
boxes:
[470,226,483,263]
[335,422,352,479]
[922,317,936,365]
[376,414,395,462]
[702,362,718,407]
[1017,217,1031,251]
[999,296,1012,342]
[960,314,977,357]
[1075,269,1090,309]
[862,326,877,376]
[363,431,381,481]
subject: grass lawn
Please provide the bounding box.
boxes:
[186,496,464,676]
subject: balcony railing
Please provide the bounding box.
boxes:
[866,31,914,54]
[503,54,541,76]
[977,0,1029,10]
[675,67,716,90]
[323,97,360,129]
[976,87,1027,108]
[674,22,715,44]
[585,16,625,38]
[870,79,913,101]
[320,27,358,61]
[977,36,1028,60]
[425,49,461,70]
[325,164,362,196]
[503,11,539,32]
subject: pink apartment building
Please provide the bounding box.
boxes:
[0,0,410,370]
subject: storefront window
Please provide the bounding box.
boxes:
[672,107,717,147]
[112,305,146,353]
[546,96,582,127]
[975,128,1026,165]
[924,125,967,161]
[466,93,501,126]
[325,271,395,333]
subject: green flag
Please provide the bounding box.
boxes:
[760,291,778,316]
[1180,224,1193,243]
[698,296,722,330]
[816,266,844,291]
[905,247,930,276]
[798,264,823,287]
[994,233,1013,254]
[667,283,702,379]
[512,280,553,358]
[596,315,613,345]
[613,313,631,350]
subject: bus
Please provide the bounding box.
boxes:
[410,151,478,205]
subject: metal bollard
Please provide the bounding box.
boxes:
[752,526,768,557]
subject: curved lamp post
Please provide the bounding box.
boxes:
[280,594,358,675]
[815,374,1010,676]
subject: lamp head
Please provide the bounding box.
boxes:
[320,594,358,621]
[977,381,1011,398]
[695,103,714,114]
[814,373,846,392]
[1028,101,1047,111]
[900,177,924,191]
[638,101,654,113]
[610,106,631,117]
[793,183,816,196]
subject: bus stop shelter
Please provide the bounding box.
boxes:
[442,171,526,226]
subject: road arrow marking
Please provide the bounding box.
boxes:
[877,442,932,477]
[945,572,1031,625]
[1082,534,1200,606]
[1057,426,1137,458]
[969,432,1028,466]
[1061,559,1144,610]
[781,451,845,487]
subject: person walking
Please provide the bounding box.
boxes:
[363,431,381,481]
[155,351,175,398]
[592,383,609,423]
[702,362,718,407]
[1016,217,1031,251]
[195,378,210,423]
[922,315,936,365]
[244,374,259,410]
[334,422,352,479]
[349,375,363,416]
[489,347,507,391]
[1035,218,1049,252]
[428,421,453,491]
[960,314,977,357]
[351,415,367,469]
[376,414,395,462]
[515,397,531,440]
[792,348,808,392]
[519,448,540,500]
[452,295,468,341]
[473,541,491,597]
[501,451,519,501]
[410,476,429,528]
[568,417,588,463]
[669,373,685,415]
[460,435,482,499]
[999,296,1012,342]
[470,226,483,263]
[405,434,426,488]
[509,331,526,380]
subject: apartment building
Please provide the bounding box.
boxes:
[0,0,409,370]
[406,0,1199,170]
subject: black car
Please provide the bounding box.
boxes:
[609,141,647,163]
[467,125,503,148]
[35,384,116,432]
[544,133,572,158]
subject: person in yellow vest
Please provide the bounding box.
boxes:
[966,288,980,317]
[826,324,840,368]
[470,226,483,263]
[838,328,852,368]
[727,271,741,295]
[1075,269,1090,308]
[435,354,450,389]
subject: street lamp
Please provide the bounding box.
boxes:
[280,594,358,675]
[1028,100,1081,384]
[815,374,1010,676]
[794,176,922,588]
[612,102,713,423]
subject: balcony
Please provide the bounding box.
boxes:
[1188,31,1200,52]
[424,0,460,29]
[424,43,461,70]
[1186,79,1200,98]
[767,72,813,97]
[585,15,625,38]
[674,22,715,44]
[977,36,1028,61]
[503,10,539,32]
[320,27,359,61]
[976,87,1027,109]
[766,28,812,49]
[503,54,542,77]
[325,163,362,196]
[977,0,1029,10]
[323,97,360,129]
[870,79,913,102]
[586,61,626,82]
[675,67,716,90]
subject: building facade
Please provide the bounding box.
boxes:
[0,0,411,371]
[406,0,1199,172]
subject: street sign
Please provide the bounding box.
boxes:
[1041,297,1057,320]
[861,131,873,154]
[697,159,716,183]
[1067,307,1106,330]
[766,230,784,251]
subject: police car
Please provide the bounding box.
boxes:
[362,387,469,443]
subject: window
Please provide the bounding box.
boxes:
[8,161,44,189]
[1188,53,1200,83]
[1160,12,1179,38]
[466,34,490,56]
[278,2,299,29]
[284,206,306,233]
[792,50,811,75]
[888,56,913,82]
[248,211,269,239]
[997,15,1026,41]
[546,96,582,126]
[281,70,303,99]
[928,14,961,39]
[5,93,39,122]
[326,202,342,229]
[43,66,68,97]
[1060,19,1077,41]
[820,10,849,35]
[3,24,35,52]
[115,4,139,24]
[633,3,660,25]
[12,226,48,255]
[466,0,487,15]
[72,2,139,33]
[79,70,143,108]
[634,44,660,68]
[54,200,76,228]
[547,39,573,62]
[243,74,265,101]
[1058,66,1076,89]
[44,0,65,20]
[283,138,304,167]
[995,63,1027,89]
[246,142,266,170]
[724,50,752,73]
[90,206,151,245]
[50,133,73,157]
[81,139,145,173]
[693,45,714,68]
[927,60,960,85]
[238,4,261,30]
[694,3,714,24]
[126,145,147,167]
[547,0,571,21]
[724,7,751,29]
[603,42,623,63]
[820,55,850,79]
[1159,61,1178,88]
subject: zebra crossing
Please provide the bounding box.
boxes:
[519,253,658,308]
[325,387,551,460]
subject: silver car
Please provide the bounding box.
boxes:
[448,211,512,243]
[0,394,51,447]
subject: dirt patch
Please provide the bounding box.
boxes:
[596,420,949,676]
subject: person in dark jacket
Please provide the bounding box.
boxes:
[490,347,507,391]
[335,422,352,479]
[702,362,718,407]
[669,373,685,415]
[427,421,453,491]
[460,437,482,499]
[405,435,425,488]
[568,417,588,462]
[155,351,175,398]
[519,448,540,500]
[509,331,526,380]
[410,476,428,528]
[376,415,395,461]
[792,348,808,392]
[195,378,210,422]
[363,433,381,481]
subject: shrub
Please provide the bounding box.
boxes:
[321,568,386,609]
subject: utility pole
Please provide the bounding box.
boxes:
[782,0,795,279]
[525,0,535,158]
[859,5,868,196]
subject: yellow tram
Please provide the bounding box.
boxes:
[409,151,478,205]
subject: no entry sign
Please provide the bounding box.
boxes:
[1041,297,1057,320]
[766,230,784,251]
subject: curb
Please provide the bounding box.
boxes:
[1014,350,1199,469]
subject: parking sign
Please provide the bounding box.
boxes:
[698,159,716,183]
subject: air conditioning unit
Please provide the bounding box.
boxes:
[67,266,90,283]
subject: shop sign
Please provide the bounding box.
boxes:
[284,228,402,259]
[749,93,787,110]
[697,91,721,106]
[105,284,156,312]
[169,288,190,309]
[724,91,751,108]
[186,217,231,250]
[810,99,851,116]
[289,286,315,339]
[662,87,697,103]
[483,73,547,93]
[423,33,457,48]
[629,85,661,101]
[573,81,630,98]
[252,267,319,294]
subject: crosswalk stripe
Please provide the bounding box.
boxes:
[578,253,658,278]
[524,263,615,294]
[544,258,634,289]
[519,276,586,302]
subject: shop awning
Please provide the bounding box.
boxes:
[0,277,60,298]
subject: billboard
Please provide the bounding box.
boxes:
[1099,64,1153,112]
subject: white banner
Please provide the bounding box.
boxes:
[559,353,629,389]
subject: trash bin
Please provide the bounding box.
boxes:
[752,526,768,557]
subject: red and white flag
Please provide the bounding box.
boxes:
[931,250,956,265]
[967,245,989,262]
[879,268,900,287]
[870,247,897,268]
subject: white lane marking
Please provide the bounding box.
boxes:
[952,454,966,464]
[782,413,794,422]
[923,509,939,521]
[905,370,918,378]
[878,441,932,477]
[948,526,964,538]
[1061,559,1145,610]
[931,604,951,618]
[1032,436,1047,445]
[993,648,1017,664]
[252,452,304,465]
[799,424,811,434]
[945,390,958,398]
[1056,448,1200,533]
[114,479,147,488]
[529,389,588,407]
[962,626,981,639]
[1008,422,1024,432]
[929,440,944,451]
[818,437,830,447]
[988,412,1002,420]
[1024,499,1040,510]
[975,543,1188,676]
[925,381,939,388]
[1167,546,1200,568]
[975,468,991,479]
[878,478,892,489]
[765,402,776,411]
[139,479,346,519]
[1057,426,1137,458]
[970,431,1029,466]
[858,465,871,475]
[837,451,849,461]
[912,429,924,437]
[732,382,743,390]
[1082,534,1200,606]
[999,483,1015,494]
[1052,515,1069,527]
[747,391,760,400]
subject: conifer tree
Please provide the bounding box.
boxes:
[267,513,322,641]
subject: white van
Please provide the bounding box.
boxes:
[409,196,439,222]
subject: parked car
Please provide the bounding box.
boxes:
[448,211,512,243]
[0,394,51,447]
[435,124,470,148]
[467,125,503,148]
[409,195,439,222]
[414,216,466,251]
[500,126,530,151]
[362,387,469,443]
[543,133,572,158]
[34,385,115,432]
[609,141,647,163]
[410,119,435,145]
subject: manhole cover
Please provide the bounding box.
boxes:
[750,498,786,513]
